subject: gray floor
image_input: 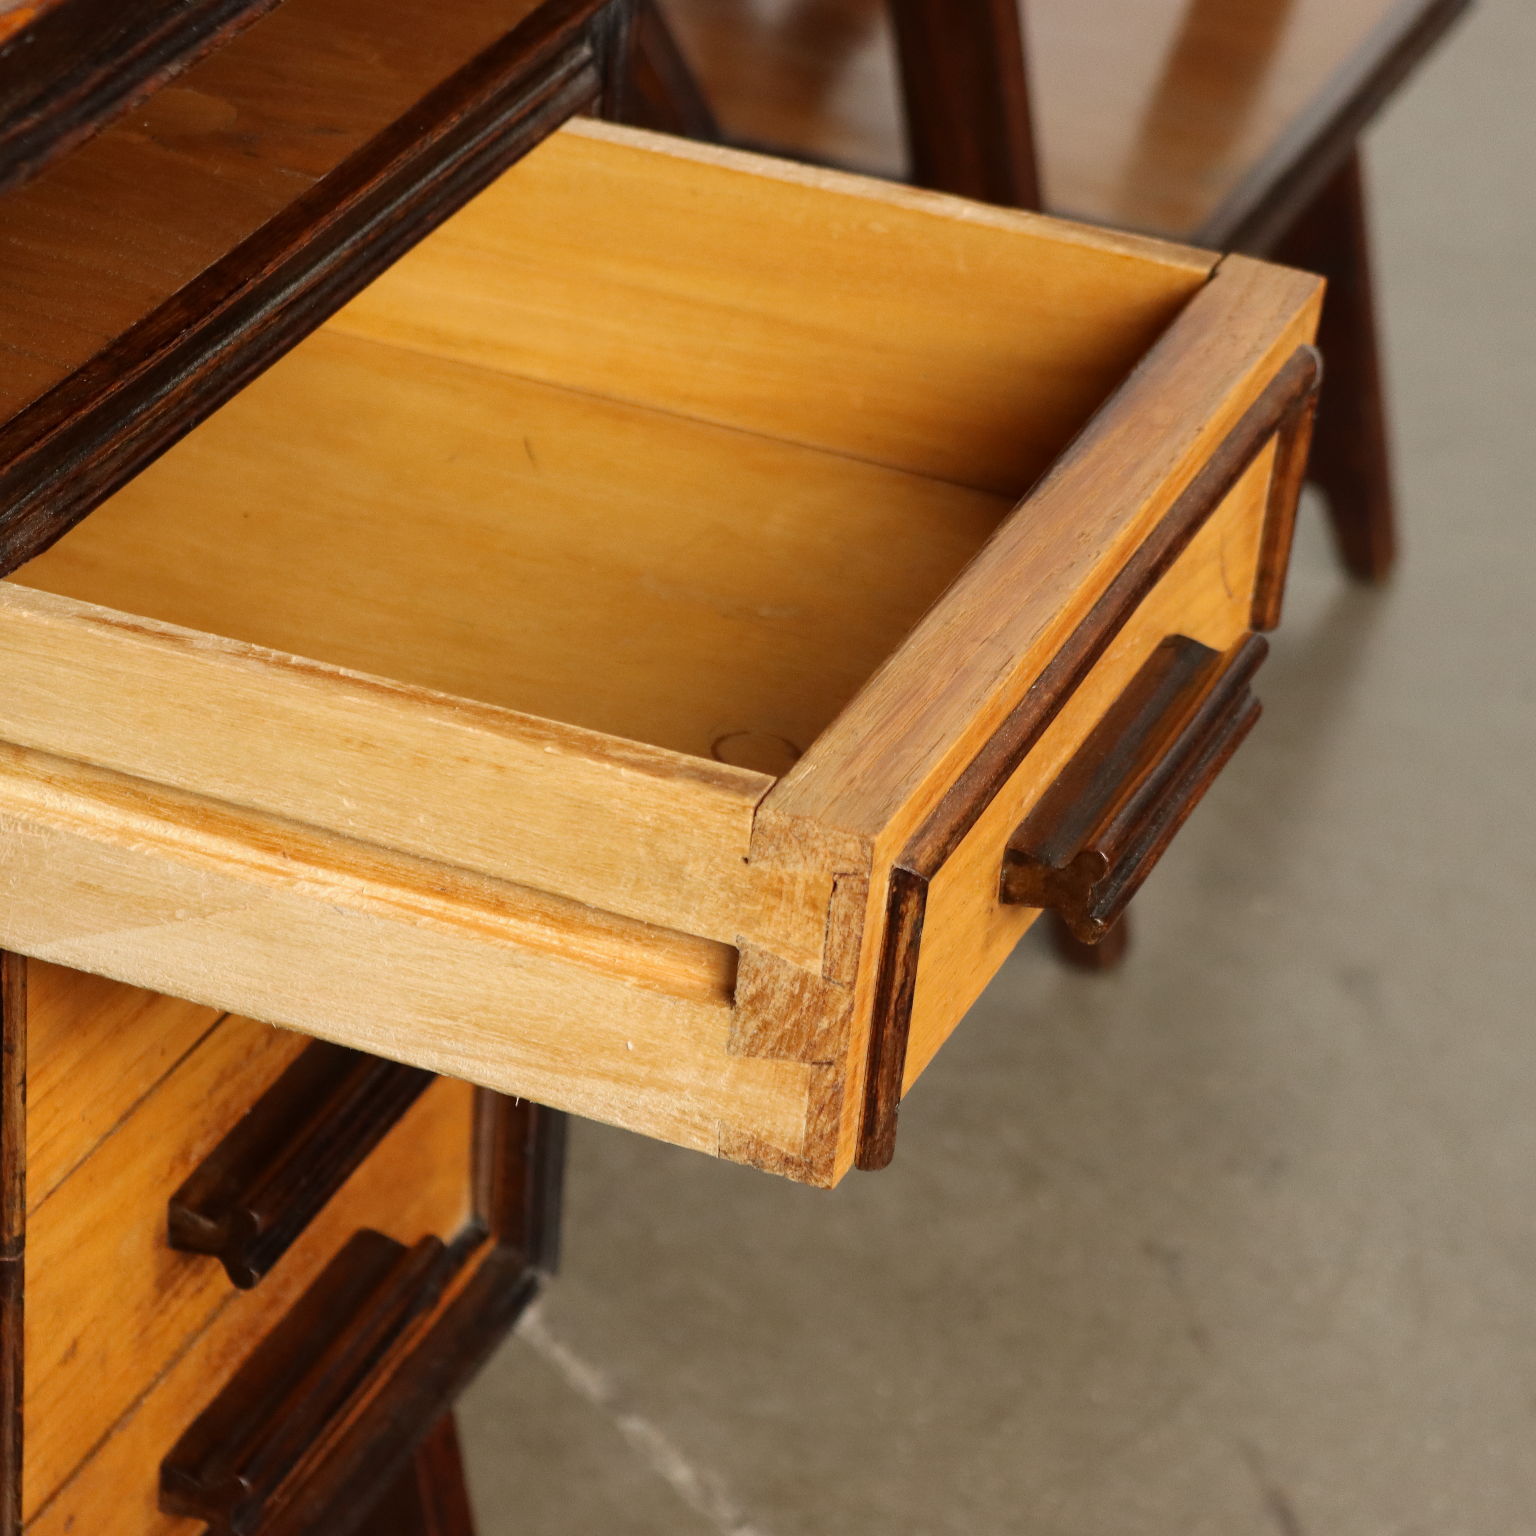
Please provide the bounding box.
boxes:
[461,5,1536,1532]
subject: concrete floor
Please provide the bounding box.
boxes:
[461,4,1536,1531]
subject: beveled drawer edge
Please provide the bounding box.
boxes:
[0,0,630,578]
[855,344,1323,1172]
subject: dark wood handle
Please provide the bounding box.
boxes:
[160,1229,458,1534]
[999,633,1267,943]
[168,1041,433,1289]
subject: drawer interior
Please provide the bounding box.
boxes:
[7,121,1211,778]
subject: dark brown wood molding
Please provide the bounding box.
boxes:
[160,1230,463,1533]
[856,341,1322,1172]
[0,0,626,578]
[1000,634,1268,942]
[1253,359,1324,630]
[0,954,24,1536]
[887,0,1041,208]
[1206,0,1474,254]
[474,1092,567,1276]
[169,1042,434,1290]
[0,0,283,197]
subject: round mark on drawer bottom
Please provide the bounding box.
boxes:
[712,731,803,776]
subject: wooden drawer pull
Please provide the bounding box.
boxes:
[160,1229,456,1534]
[1000,632,1267,942]
[168,1041,433,1288]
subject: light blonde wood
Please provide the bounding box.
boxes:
[664,0,1413,239]
[26,961,224,1210]
[24,1058,476,1528]
[0,744,818,1170]
[330,119,1215,497]
[0,127,1320,1185]
[904,444,1274,1086]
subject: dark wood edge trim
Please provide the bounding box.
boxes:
[474,1090,566,1275]
[0,4,614,576]
[855,868,928,1172]
[906,344,1320,882]
[1253,366,1323,631]
[0,0,284,197]
[0,954,23,1536]
[854,343,1321,1170]
[168,1042,435,1289]
[1000,635,1269,941]
[263,1244,538,1536]
[1202,0,1474,253]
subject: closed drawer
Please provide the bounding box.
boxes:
[0,120,1321,1188]
[20,964,477,1528]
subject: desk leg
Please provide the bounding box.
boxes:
[357,1413,477,1536]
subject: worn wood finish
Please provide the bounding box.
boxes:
[0,0,283,196]
[168,1042,435,1290]
[356,1415,477,1536]
[0,128,1320,1186]
[0,0,630,576]
[1000,634,1269,941]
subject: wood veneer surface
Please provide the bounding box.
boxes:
[663,0,1428,237]
[0,0,548,424]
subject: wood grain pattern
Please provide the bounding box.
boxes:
[0,128,1319,1186]
[660,0,1471,242]
[0,742,816,1171]
[0,0,283,196]
[25,962,224,1211]
[24,1068,475,1527]
[0,0,625,574]
[329,119,1215,497]
[168,1042,435,1289]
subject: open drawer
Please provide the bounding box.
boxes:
[0,121,1321,1187]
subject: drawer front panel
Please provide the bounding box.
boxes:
[856,346,1320,1170]
[22,1003,475,1524]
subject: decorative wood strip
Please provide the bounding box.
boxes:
[1000,634,1268,941]
[0,0,622,576]
[168,1042,435,1289]
[856,343,1321,1172]
[474,1093,567,1276]
[159,1230,460,1534]
[0,0,282,196]
[1253,366,1324,631]
[0,953,23,1536]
